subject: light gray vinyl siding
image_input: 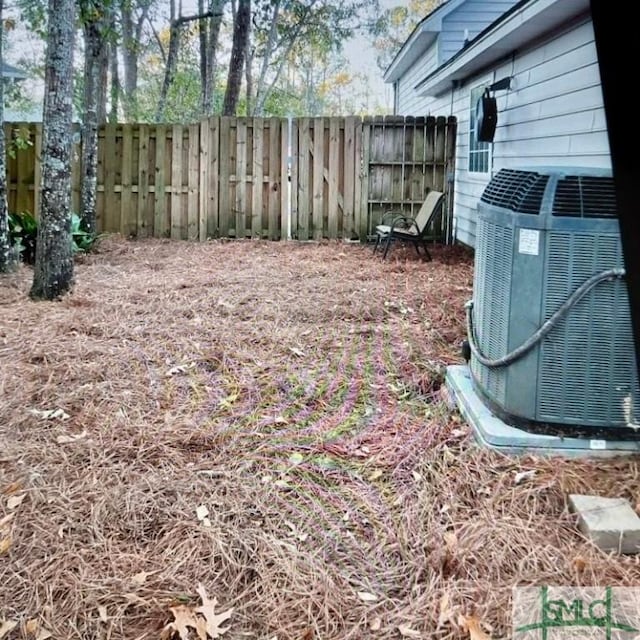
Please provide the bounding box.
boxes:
[402,16,609,248]
[428,74,493,247]
[396,43,438,115]
[440,0,519,62]
[491,19,609,169]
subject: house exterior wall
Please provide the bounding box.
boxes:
[396,15,610,247]
[396,43,439,115]
[439,0,519,62]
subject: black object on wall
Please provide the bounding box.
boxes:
[476,89,497,142]
[591,0,640,376]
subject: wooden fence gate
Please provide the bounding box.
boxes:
[291,115,456,242]
[4,115,456,243]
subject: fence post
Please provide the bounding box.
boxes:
[358,118,371,242]
[199,119,209,241]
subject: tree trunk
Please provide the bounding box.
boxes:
[0,0,16,273]
[156,0,181,122]
[198,0,208,112]
[80,2,110,234]
[244,26,253,115]
[253,1,313,116]
[30,0,76,300]
[252,0,280,116]
[203,0,225,115]
[222,0,250,116]
[120,0,139,120]
[109,40,119,122]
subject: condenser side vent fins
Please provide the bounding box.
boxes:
[553,176,617,218]
[480,168,549,215]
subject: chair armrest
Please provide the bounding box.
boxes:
[381,210,401,225]
[390,215,419,234]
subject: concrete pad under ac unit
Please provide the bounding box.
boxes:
[445,365,640,458]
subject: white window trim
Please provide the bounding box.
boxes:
[468,84,492,175]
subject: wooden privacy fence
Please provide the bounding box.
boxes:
[5,115,456,242]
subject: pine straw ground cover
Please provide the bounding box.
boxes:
[1,237,639,640]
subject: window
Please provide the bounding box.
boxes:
[469,85,491,173]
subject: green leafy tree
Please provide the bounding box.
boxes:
[250,0,380,115]
[371,0,442,72]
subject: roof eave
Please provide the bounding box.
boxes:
[414,0,591,97]
[384,29,439,83]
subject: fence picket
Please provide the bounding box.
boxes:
[280,118,289,241]
[252,118,264,238]
[121,123,133,236]
[199,119,209,241]
[218,117,231,237]
[171,125,183,239]
[289,119,299,240]
[268,118,281,240]
[137,124,150,237]
[328,118,340,239]
[208,117,220,238]
[235,117,247,238]
[297,118,310,241]
[312,117,324,239]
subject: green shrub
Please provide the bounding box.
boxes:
[8,212,101,264]
[8,211,38,264]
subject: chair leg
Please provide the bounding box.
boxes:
[413,240,421,256]
[373,234,380,253]
[383,234,394,259]
[422,239,432,261]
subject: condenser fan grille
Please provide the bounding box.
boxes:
[480,168,549,214]
[553,176,617,218]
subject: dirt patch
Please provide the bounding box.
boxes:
[1,237,638,639]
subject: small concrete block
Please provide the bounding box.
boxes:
[569,494,640,554]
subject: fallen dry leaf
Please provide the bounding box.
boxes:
[368,469,383,481]
[0,620,17,639]
[166,363,195,377]
[0,537,12,555]
[443,531,457,553]
[163,605,196,640]
[35,630,52,640]
[196,584,233,638]
[288,452,304,465]
[0,513,14,529]
[98,606,108,623]
[438,592,454,628]
[25,619,39,634]
[572,556,587,572]
[7,494,25,509]
[29,408,70,420]
[131,570,158,587]
[357,591,378,603]
[196,505,210,521]
[56,431,87,444]
[289,347,305,357]
[397,624,421,638]
[514,470,536,485]
[2,481,22,495]
[369,617,382,631]
[459,615,493,640]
